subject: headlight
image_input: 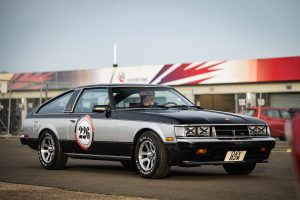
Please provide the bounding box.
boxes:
[175,126,216,137]
[248,125,269,136]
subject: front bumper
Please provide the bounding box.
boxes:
[165,137,276,166]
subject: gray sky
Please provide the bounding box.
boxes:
[0,0,300,73]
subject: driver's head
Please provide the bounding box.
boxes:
[139,91,155,106]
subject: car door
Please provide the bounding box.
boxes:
[67,87,117,155]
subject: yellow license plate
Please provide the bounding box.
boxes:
[224,151,246,161]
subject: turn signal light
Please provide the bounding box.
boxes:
[166,137,174,141]
[196,148,208,155]
[259,147,267,152]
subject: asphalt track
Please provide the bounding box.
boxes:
[0,139,299,200]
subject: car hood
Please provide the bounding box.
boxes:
[117,109,266,125]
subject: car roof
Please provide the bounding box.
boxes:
[75,84,171,89]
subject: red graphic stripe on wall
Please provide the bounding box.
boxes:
[149,64,173,83]
[157,61,225,84]
[256,57,300,82]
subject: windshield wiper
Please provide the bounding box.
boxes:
[169,105,204,110]
[150,105,169,109]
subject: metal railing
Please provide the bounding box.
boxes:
[0,80,72,135]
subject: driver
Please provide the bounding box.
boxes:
[139,91,155,107]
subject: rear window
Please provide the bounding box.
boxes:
[37,92,73,114]
[240,109,255,117]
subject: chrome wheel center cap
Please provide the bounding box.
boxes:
[148,152,154,159]
[48,146,54,153]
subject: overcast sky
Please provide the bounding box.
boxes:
[0,0,300,73]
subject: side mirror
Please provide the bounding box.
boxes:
[92,105,110,113]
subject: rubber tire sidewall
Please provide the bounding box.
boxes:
[38,131,67,170]
[135,131,169,179]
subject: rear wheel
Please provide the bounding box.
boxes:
[223,163,256,175]
[135,131,170,179]
[38,131,68,170]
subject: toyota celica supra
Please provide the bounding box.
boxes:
[20,84,275,178]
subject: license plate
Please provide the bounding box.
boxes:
[224,151,246,161]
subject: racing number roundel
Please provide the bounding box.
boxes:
[74,115,94,150]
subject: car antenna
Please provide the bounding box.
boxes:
[109,43,118,84]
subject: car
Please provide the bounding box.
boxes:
[20,84,275,179]
[291,113,300,183]
[240,107,290,140]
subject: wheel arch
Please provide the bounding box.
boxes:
[38,126,59,142]
[131,128,164,159]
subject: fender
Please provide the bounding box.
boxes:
[38,124,59,140]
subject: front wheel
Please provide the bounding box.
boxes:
[223,163,256,175]
[135,131,170,179]
[38,131,68,170]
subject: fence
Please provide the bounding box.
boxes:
[0,80,72,135]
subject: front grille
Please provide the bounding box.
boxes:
[215,125,249,137]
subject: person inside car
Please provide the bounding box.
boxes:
[139,91,155,107]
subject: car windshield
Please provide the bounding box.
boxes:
[112,87,194,109]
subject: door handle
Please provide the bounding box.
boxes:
[69,119,76,123]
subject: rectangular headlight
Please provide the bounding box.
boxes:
[248,125,268,136]
[174,126,185,137]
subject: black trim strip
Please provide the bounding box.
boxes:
[64,153,131,161]
[60,140,133,157]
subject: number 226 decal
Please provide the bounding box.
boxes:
[74,115,94,150]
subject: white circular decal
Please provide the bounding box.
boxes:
[74,115,94,150]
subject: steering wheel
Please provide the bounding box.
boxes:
[163,102,178,107]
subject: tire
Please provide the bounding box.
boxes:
[134,131,170,179]
[38,131,68,170]
[223,163,256,175]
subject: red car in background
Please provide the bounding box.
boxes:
[292,113,300,183]
[240,107,290,140]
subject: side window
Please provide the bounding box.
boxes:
[266,110,280,118]
[74,88,109,113]
[262,110,268,116]
[38,92,73,114]
[115,93,141,108]
[280,110,290,119]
